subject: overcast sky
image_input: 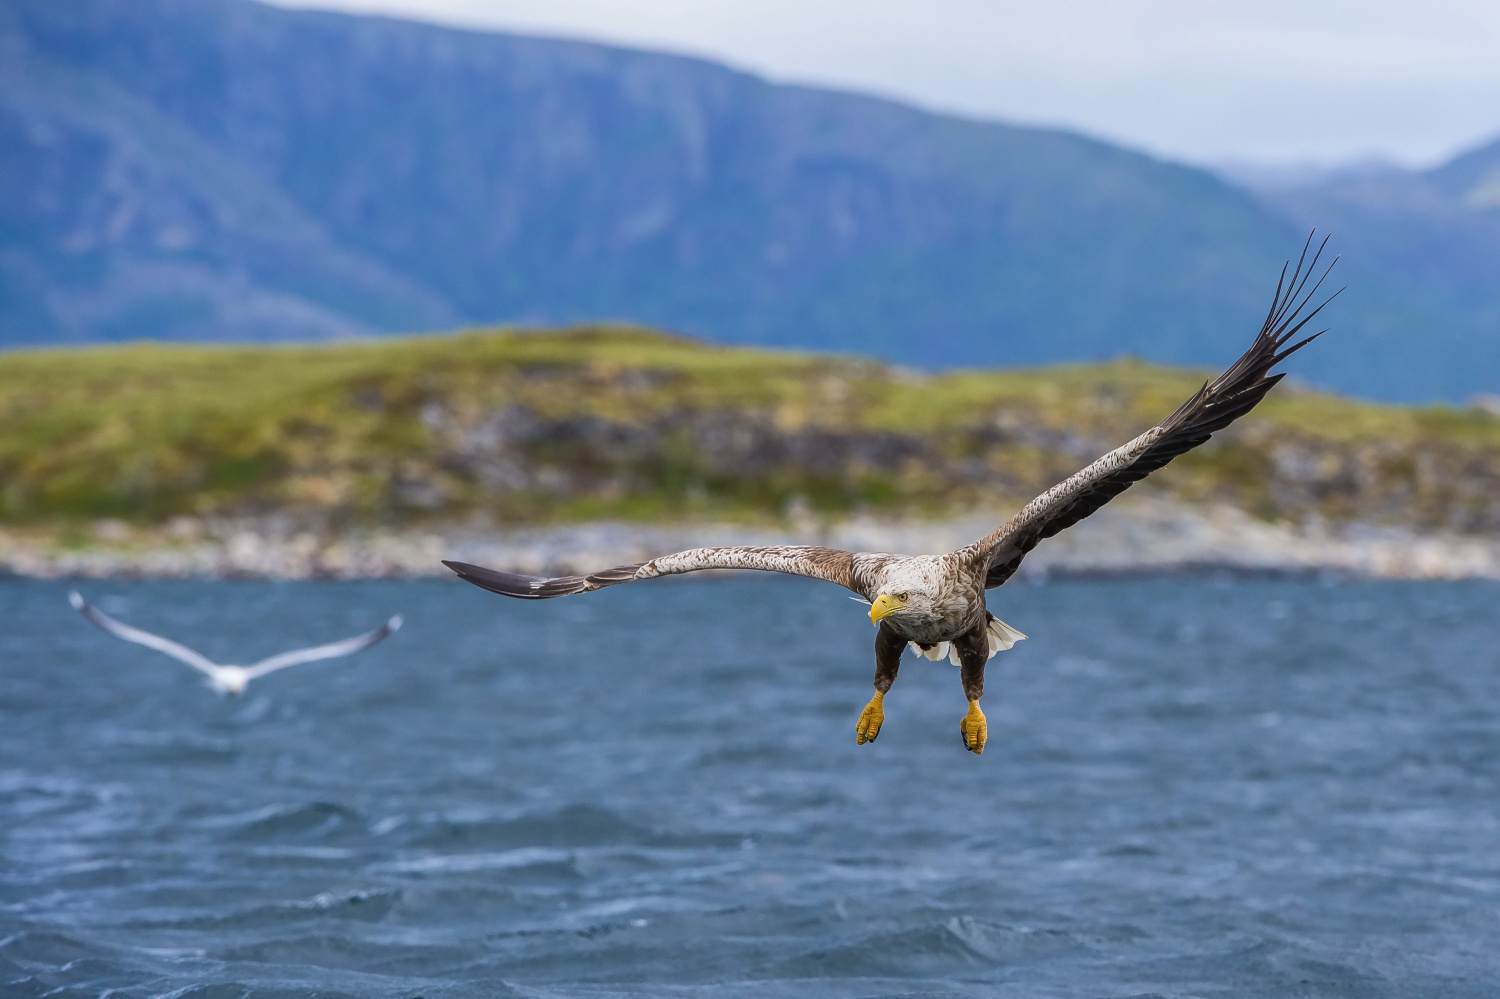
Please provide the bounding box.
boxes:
[269,0,1500,169]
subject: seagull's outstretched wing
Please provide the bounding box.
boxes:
[444,546,896,601]
[971,234,1340,589]
[242,615,403,679]
[69,592,220,677]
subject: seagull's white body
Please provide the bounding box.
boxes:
[69,592,402,695]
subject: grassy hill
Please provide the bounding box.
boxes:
[4,328,1500,539]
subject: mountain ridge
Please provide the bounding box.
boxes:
[2,0,1498,402]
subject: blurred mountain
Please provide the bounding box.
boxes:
[1236,142,1500,403]
[1,0,1496,401]
[1212,159,1408,194]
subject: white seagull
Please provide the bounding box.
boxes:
[69,592,403,695]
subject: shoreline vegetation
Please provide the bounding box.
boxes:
[5,326,1500,580]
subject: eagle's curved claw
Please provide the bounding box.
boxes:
[856,690,885,745]
[960,699,987,755]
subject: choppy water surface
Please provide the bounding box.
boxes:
[4,575,1500,998]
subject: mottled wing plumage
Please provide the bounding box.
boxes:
[973,236,1339,588]
[444,546,898,601]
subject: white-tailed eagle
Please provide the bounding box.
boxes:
[445,239,1338,755]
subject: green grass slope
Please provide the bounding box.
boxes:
[4,327,1500,535]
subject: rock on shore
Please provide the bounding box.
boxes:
[5,498,1500,582]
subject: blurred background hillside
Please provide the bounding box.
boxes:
[4,0,1500,402]
[4,0,1500,578]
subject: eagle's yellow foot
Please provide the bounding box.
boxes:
[960,699,987,755]
[856,690,886,745]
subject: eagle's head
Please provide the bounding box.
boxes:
[867,568,940,626]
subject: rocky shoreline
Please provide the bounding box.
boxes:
[5,497,1500,582]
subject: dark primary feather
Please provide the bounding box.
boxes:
[978,235,1340,588]
[442,560,643,600]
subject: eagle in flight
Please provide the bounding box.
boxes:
[445,239,1338,756]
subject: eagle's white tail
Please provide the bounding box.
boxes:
[909,616,1027,664]
[987,615,1028,654]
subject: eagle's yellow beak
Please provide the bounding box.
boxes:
[869,592,903,625]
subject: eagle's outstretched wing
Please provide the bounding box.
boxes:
[444,546,897,601]
[242,615,403,679]
[972,235,1339,589]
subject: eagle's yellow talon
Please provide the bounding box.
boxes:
[960,699,987,755]
[856,690,885,745]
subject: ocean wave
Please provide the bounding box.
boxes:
[134,888,402,931]
[757,916,1088,979]
[106,731,239,764]
[223,802,367,843]
[396,804,651,851]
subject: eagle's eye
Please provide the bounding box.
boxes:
[897,591,909,601]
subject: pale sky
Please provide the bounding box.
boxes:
[269,0,1500,169]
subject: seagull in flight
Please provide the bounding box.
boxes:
[69,592,402,696]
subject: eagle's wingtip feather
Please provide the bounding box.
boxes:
[442,558,572,599]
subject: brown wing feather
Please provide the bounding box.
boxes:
[974,234,1340,589]
[444,545,897,601]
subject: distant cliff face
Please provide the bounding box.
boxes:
[2,0,1499,402]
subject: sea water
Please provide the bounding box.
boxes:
[3,574,1500,998]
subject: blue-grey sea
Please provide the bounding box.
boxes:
[3,574,1500,998]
